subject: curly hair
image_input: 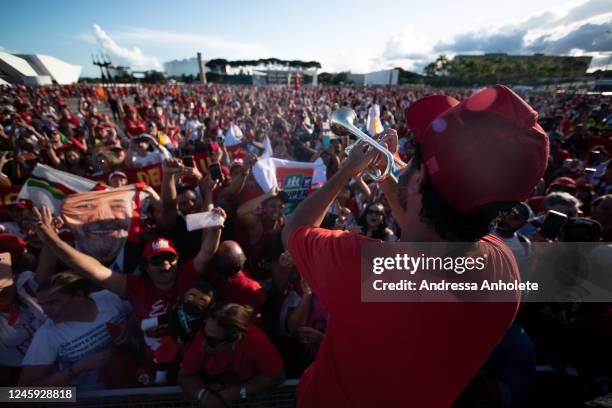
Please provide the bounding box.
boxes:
[404,145,518,242]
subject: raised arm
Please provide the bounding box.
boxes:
[193,207,226,276]
[281,129,398,248]
[352,174,372,202]
[158,158,184,229]
[0,152,11,187]
[237,187,279,220]
[281,144,374,248]
[380,174,407,228]
[33,207,126,297]
[286,279,313,333]
[225,153,257,199]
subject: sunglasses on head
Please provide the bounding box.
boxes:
[149,253,177,266]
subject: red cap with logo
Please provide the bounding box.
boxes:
[405,85,549,212]
[143,237,177,260]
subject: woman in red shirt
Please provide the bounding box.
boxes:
[178,303,284,407]
[123,107,146,137]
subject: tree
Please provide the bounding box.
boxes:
[143,71,166,84]
[318,72,333,84]
[333,72,349,85]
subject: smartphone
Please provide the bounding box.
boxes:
[540,210,568,240]
[182,156,194,167]
[208,162,223,182]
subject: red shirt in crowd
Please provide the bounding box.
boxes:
[125,260,198,323]
[181,325,283,382]
[200,268,267,311]
[288,226,520,408]
[59,114,80,128]
[123,117,147,137]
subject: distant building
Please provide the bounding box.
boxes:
[453,53,592,78]
[107,66,131,79]
[0,52,81,85]
[347,68,399,85]
[253,69,318,85]
[164,57,319,84]
[163,57,212,77]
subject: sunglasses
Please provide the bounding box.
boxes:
[149,253,178,266]
[204,335,228,348]
[366,209,384,216]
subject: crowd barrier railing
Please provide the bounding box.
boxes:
[40,379,298,408]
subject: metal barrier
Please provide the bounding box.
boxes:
[40,380,298,408]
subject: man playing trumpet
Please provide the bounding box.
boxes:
[282,85,549,407]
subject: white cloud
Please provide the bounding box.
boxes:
[112,27,268,60]
[383,27,433,61]
[321,27,435,74]
[366,0,612,73]
[433,0,612,63]
[92,23,161,70]
[74,32,96,45]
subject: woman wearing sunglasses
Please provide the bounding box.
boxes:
[178,303,285,407]
[355,203,397,241]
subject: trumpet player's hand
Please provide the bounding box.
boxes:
[339,128,399,178]
[376,128,399,156]
[339,141,378,178]
[369,128,401,175]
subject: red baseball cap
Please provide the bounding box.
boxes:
[143,237,177,260]
[404,85,549,212]
[9,198,33,210]
[550,176,577,188]
[0,233,27,260]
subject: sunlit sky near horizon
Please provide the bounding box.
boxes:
[1,0,611,77]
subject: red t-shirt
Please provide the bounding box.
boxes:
[288,226,519,408]
[125,260,198,323]
[123,118,147,137]
[200,268,267,310]
[59,114,80,128]
[181,325,283,382]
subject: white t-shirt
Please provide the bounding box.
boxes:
[22,290,131,391]
[131,150,166,168]
[279,291,301,338]
[0,272,46,366]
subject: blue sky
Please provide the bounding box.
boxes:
[1,0,611,77]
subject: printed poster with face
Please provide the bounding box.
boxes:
[60,185,144,265]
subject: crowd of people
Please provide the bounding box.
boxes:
[0,81,610,407]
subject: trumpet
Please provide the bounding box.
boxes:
[330,107,407,181]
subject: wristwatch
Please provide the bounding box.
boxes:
[239,385,248,400]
